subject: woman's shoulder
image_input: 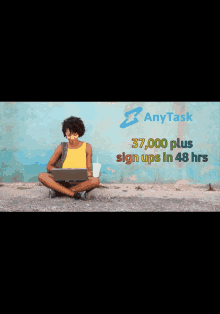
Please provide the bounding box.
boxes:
[86,142,92,151]
[85,142,91,148]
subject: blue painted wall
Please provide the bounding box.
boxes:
[0,102,219,184]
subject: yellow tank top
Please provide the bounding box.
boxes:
[62,142,87,168]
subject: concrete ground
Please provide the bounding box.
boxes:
[0,179,219,212]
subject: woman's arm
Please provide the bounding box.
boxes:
[46,145,62,172]
[86,143,93,177]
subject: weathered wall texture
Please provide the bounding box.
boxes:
[0,102,219,184]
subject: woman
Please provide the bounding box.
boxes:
[38,116,100,200]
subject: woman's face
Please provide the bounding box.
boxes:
[66,129,79,140]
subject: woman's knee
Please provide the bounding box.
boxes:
[38,172,49,182]
[38,172,44,181]
[90,177,100,186]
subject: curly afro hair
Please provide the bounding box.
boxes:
[62,116,86,138]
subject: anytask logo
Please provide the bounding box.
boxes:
[120,107,193,129]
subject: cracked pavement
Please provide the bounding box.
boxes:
[0,181,219,212]
[0,180,220,212]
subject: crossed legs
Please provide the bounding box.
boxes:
[38,172,100,197]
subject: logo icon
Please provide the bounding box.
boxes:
[120,107,143,129]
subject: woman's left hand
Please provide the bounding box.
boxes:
[88,170,101,177]
[88,170,93,177]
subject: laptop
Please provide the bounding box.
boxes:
[51,168,88,182]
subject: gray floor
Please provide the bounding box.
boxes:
[0,182,219,212]
[1,195,219,212]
